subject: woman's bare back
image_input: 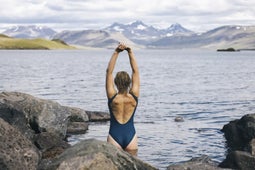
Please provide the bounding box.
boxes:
[110,93,137,124]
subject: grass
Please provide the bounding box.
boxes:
[0,34,75,50]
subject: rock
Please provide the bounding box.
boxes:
[174,116,184,122]
[39,139,157,170]
[67,107,89,135]
[34,132,70,159]
[0,100,35,140]
[221,113,255,151]
[0,91,87,161]
[248,138,255,155]
[167,155,227,170]
[221,119,242,150]
[86,110,110,122]
[219,151,255,170]
[0,118,40,170]
[0,91,89,138]
[220,113,255,170]
[67,122,89,134]
[67,107,89,122]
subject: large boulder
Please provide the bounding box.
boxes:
[0,91,89,161]
[0,118,40,170]
[39,139,157,170]
[221,113,255,151]
[220,113,255,169]
[0,91,89,138]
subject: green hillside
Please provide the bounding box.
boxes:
[0,34,75,49]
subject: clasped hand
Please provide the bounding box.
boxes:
[115,43,131,53]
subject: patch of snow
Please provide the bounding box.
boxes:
[13,26,19,32]
[30,28,40,37]
[236,26,241,30]
[113,26,124,32]
[166,33,173,37]
[137,24,146,30]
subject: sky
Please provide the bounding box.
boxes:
[0,0,254,32]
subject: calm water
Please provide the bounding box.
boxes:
[1,49,255,169]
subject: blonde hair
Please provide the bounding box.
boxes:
[114,71,131,93]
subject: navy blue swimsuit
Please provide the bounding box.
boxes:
[108,93,138,149]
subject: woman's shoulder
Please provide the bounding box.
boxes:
[129,92,138,102]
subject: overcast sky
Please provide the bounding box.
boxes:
[0,0,254,32]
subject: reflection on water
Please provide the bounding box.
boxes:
[1,49,255,169]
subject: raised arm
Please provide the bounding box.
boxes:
[106,44,125,98]
[126,47,140,97]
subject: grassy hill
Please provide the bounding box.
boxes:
[0,34,75,50]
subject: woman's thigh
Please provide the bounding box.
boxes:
[107,134,122,149]
[125,134,138,155]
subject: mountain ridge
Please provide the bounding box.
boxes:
[1,21,255,49]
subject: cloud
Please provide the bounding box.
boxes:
[0,0,254,32]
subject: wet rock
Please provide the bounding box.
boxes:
[167,155,227,170]
[39,139,157,170]
[86,110,110,122]
[0,118,40,170]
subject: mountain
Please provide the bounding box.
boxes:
[2,25,57,39]
[105,21,159,44]
[105,21,193,44]
[164,23,194,36]
[53,30,138,48]
[2,22,255,50]
[149,25,255,49]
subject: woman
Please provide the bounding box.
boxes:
[106,43,140,156]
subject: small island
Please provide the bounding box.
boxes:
[0,34,75,50]
[217,47,240,52]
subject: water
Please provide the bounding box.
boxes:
[1,49,255,169]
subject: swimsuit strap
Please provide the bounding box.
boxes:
[130,92,138,103]
[108,93,138,104]
[108,93,118,104]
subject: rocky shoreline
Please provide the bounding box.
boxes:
[1,91,255,169]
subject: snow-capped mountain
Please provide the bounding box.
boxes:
[105,20,193,44]
[2,25,57,39]
[164,23,194,37]
[105,21,159,44]
[2,21,254,49]
[149,25,255,49]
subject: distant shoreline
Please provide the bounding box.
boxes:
[0,34,75,50]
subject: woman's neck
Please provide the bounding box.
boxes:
[118,89,129,95]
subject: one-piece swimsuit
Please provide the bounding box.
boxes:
[108,93,138,149]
